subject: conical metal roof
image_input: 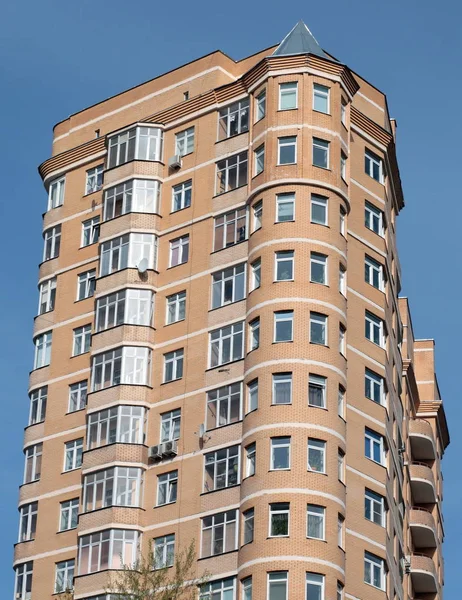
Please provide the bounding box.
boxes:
[273,21,329,59]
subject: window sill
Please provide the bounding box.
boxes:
[88,383,153,396]
[215,130,249,145]
[245,408,258,416]
[75,295,95,304]
[272,340,294,345]
[277,162,297,167]
[155,501,177,509]
[14,539,35,546]
[307,404,328,411]
[83,188,103,198]
[167,262,188,270]
[34,308,54,320]
[209,298,246,313]
[271,402,292,407]
[309,342,329,348]
[274,220,295,224]
[313,109,331,116]
[62,467,82,475]
[277,108,298,112]
[170,204,192,215]
[79,241,99,250]
[252,171,264,179]
[104,158,165,175]
[206,357,244,372]
[161,377,183,386]
[92,323,155,337]
[201,483,240,496]
[164,318,186,327]
[97,266,159,282]
[24,420,45,431]
[57,526,78,534]
[311,221,329,228]
[310,280,329,286]
[211,238,248,255]
[269,468,291,472]
[71,352,90,359]
[273,279,294,283]
[312,165,331,172]
[267,535,289,539]
[206,419,243,434]
[66,408,87,416]
[307,536,327,543]
[198,548,238,562]
[307,470,327,476]
[213,183,248,199]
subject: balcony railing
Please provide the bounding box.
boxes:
[409,419,437,460]
[409,507,437,548]
[409,462,437,504]
[410,553,438,594]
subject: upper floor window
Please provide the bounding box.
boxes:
[207,383,242,430]
[308,438,326,473]
[38,278,56,314]
[365,428,386,465]
[269,502,290,537]
[268,572,288,600]
[104,179,161,220]
[340,206,346,236]
[272,372,292,405]
[310,312,327,345]
[54,559,75,594]
[43,225,61,261]
[364,551,386,590]
[24,443,42,483]
[84,467,142,511]
[341,99,347,126]
[78,529,139,574]
[365,255,384,290]
[163,349,184,382]
[365,311,385,347]
[81,216,100,248]
[201,510,237,557]
[274,310,293,343]
[87,405,145,449]
[243,511,254,545]
[247,379,258,413]
[91,346,151,391]
[166,291,186,324]
[250,258,261,291]
[107,126,163,168]
[245,442,256,477]
[14,562,33,600]
[338,387,346,419]
[59,498,79,531]
[341,152,347,180]
[77,269,96,301]
[271,437,291,470]
[100,233,158,276]
[214,207,247,251]
[216,152,248,194]
[254,144,265,175]
[310,252,327,285]
[313,138,329,169]
[313,84,330,113]
[308,374,326,408]
[275,250,294,281]
[157,470,178,505]
[29,386,47,425]
[219,98,249,140]
[311,194,328,225]
[169,235,189,267]
[339,264,346,296]
[249,318,260,351]
[160,409,181,443]
[200,578,236,600]
[365,368,385,405]
[209,322,244,368]
[48,176,65,210]
[85,165,104,194]
[212,264,246,308]
[95,289,153,332]
[307,505,325,540]
[72,324,91,356]
[307,573,325,600]
[279,82,298,110]
[255,89,266,121]
[204,445,240,492]
[172,180,192,212]
[18,502,37,542]
[64,438,83,471]
[69,380,88,413]
[365,202,384,236]
[365,149,384,183]
[154,534,175,569]
[34,331,52,369]
[175,127,194,156]
[365,488,386,526]
[276,193,295,222]
[252,200,262,231]
[278,136,297,165]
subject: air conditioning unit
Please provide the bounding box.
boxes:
[168,154,182,170]
[148,445,162,460]
[404,556,412,574]
[162,440,178,456]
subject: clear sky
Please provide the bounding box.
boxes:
[1,0,460,595]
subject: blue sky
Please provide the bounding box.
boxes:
[1,0,460,595]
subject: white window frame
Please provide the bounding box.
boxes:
[33,331,52,369]
[209,321,244,368]
[268,572,288,600]
[272,373,292,405]
[310,252,327,285]
[83,467,142,511]
[216,151,248,194]
[72,324,91,356]
[157,470,178,506]
[311,194,328,225]
[252,200,262,231]
[365,255,384,290]
[247,379,258,413]
[364,551,386,590]
[103,179,161,220]
[87,405,145,449]
[307,438,326,473]
[78,529,139,575]
[96,289,153,331]
[365,489,386,527]
[107,126,163,168]
[204,445,240,492]
[68,380,88,412]
[91,346,151,391]
[175,127,195,156]
[29,386,47,425]
[64,438,83,472]
[313,83,330,113]
[201,510,238,557]
[212,263,246,309]
[365,428,386,465]
[166,291,186,324]
[245,443,256,478]
[276,193,295,222]
[308,374,327,408]
[270,437,291,471]
[307,505,325,540]
[214,206,247,250]
[100,233,158,276]
[153,534,175,569]
[365,368,385,405]
[38,278,56,314]
[306,573,324,600]
[250,258,261,291]
[340,206,346,236]
[279,82,298,110]
[24,443,42,483]
[254,144,265,175]
[200,578,236,600]
[365,202,384,236]
[81,216,100,247]
[206,383,242,430]
[341,152,347,180]
[163,349,184,382]
[365,149,384,183]
[85,165,104,194]
[54,559,75,594]
[274,250,294,281]
[338,514,345,548]
[312,137,330,169]
[77,269,96,301]
[339,324,346,355]
[365,311,385,347]
[59,498,79,531]
[338,450,345,482]
[277,136,297,165]
[341,99,347,126]
[219,98,249,140]
[48,176,65,210]
[43,225,61,261]
[249,318,260,351]
[269,502,290,537]
[169,235,189,267]
[172,180,192,212]
[243,510,254,544]
[310,312,327,346]
[255,89,266,121]
[18,502,37,542]
[160,408,181,443]
[339,264,346,296]
[338,386,345,419]
[14,562,33,600]
[273,310,294,343]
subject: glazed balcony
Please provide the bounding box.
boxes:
[409,462,437,504]
[410,554,438,594]
[409,419,437,461]
[410,507,438,548]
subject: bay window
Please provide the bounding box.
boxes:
[107,126,163,168]
[219,98,249,139]
[96,289,154,331]
[83,467,142,511]
[78,529,140,574]
[91,346,151,391]
[100,233,157,276]
[87,405,145,449]
[104,179,160,220]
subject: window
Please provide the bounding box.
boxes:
[157,470,178,505]
[107,126,162,168]
[278,136,297,165]
[55,559,75,594]
[153,534,175,569]
[59,498,79,531]
[209,322,244,367]
[341,99,347,126]
[166,291,186,324]
[365,489,386,526]
[339,264,346,295]
[81,216,100,247]
[308,374,326,408]
[33,331,52,369]
[242,577,252,600]
[256,89,266,121]
[365,311,384,347]
[271,437,291,470]
[78,529,139,574]
[313,138,329,169]
[200,578,236,600]
[275,250,294,281]
[365,256,384,290]
[307,505,325,540]
[249,318,260,351]
[269,503,289,537]
[64,439,83,471]
[104,179,161,220]
[245,443,256,477]
[216,151,248,194]
[29,387,47,425]
[160,409,181,443]
[15,562,33,600]
[365,202,384,236]
[207,383,241,430]
[274,310,293,342]
[68,380,87,412]
[254,145,265,175]
[86,165,104,194]
[205,445,239,491]
[308,439,326,473]
[77,269,96,300]
[341,152,347,180]
[268,572,288,600]
[43,225,61,261]
[310,312,327,345]
[100,233,158,276]
[365,428,385,465]
[252,200,262,231]
[164,349,184,382]
[175,127,194,156]
[250,259,261,291]
[87,406,145,449]
[365,149,384,183]
[339,324,346,355]
[169,235,189,267]
[272,373,292,405]
[214,207,247,250]
[338,450,345,482]
[219,98,249,139]
[337,583,344,600]
[338,386,345,419]
[212,264,246,308]
[48,176,65,210]
[338,514,345,548]
[38,278,56,314]
[311,194,328,225]
[83,467,142,511]
[24,444,42,483]
[310,252,327,285]
[91,346,151,390]
[201,510,237,557]
[279,82,297,110]
[340,206,346,236]
[18,502,37,542]
[365,368,385,405]
[72,324,91,356]
[364,551,386,590]
[313,83,329,113]
[172,180,192,212]
[247,379,258,413]
[276,193,295,222]
[96,289,153,331]
[306,573,324,600]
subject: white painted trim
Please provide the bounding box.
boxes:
[18,484,82,506]
[356,92,385,113]
[23,425,85,450]
[346,345,386,371]
[245,359,346,381]
[350,178,386,205]
[347,404,386,429]
[347,230,387,258]
[78,523,142,536]
[242,423,345,443]
[346,465,386,489]
[247,178,350,206]
[247,297,346,319]
[33,311,94,337]
[29,368,90,394]
[252,123,349,152]
[346,527,386,550]
[82,461,145,475]
[43,151,106,185]
[43,204,103,230]
[250,237,346,259]
[414,348,433,352]
[143,503,240,532]
[347,288,385,313]
[103,173,164,190]
[416,380,434,384]
[38,256,98,286]
[13,545,78,566]
[238,555,344,575]
[351,124,387,153]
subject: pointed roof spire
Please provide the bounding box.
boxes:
[272,21,330,59]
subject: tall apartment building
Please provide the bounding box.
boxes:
[14,21,449,600]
